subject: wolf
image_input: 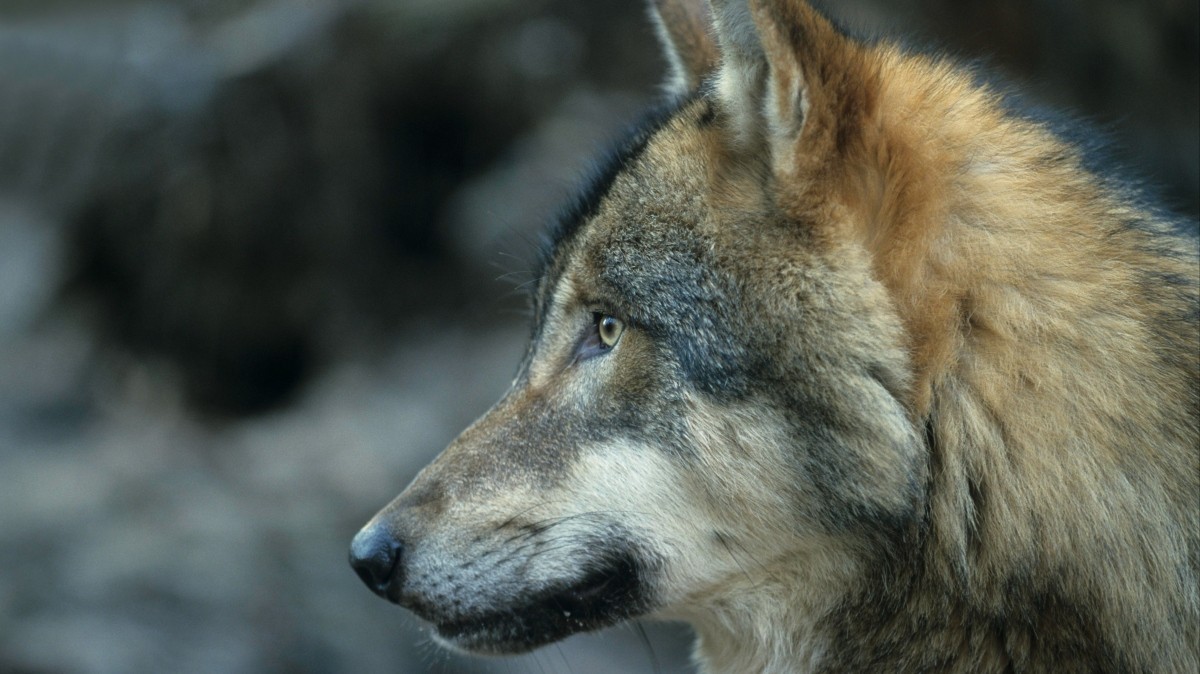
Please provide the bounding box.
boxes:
[350,1,1199,671]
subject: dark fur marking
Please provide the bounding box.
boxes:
[967,476,986,556]
[824,568,1133,672]
[695,95,717,128]
[595,216,756,400]
[867,362,908,405]
[782,399,921,543]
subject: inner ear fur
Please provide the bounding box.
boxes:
[711,0,871,177]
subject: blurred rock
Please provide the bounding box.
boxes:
[0,0,661,415]
[0,199,61,340]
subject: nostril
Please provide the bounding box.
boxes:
[349,525,405,599]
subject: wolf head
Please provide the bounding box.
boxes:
[349,0,1199,668]
[350,0,929,655]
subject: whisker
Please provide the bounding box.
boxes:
[714,531,760,589]
[553,643,577,674]
[632,620,662,674]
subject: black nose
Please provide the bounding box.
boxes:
[349,525,405,599]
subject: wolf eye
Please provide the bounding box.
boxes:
[597,314,624,348]
[575,312,626,362]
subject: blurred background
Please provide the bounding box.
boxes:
[0,0,1195,672]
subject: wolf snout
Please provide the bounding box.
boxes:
[349,524,405,600]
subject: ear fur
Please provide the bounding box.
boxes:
[708,0,767,145]
[649,0,719,97]
[710,0,866,179]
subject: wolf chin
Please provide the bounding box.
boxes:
[350,1,1200,671]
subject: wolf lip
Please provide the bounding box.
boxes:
[426,552,648,654]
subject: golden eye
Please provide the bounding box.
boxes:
[597,315,624,348]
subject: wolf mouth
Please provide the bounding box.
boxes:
[424,551,648,654]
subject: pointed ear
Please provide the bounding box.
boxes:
[710,0,866,175]
[649,0,719,96]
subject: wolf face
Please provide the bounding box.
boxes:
[351,93,923,654]
[352,1,1199,671]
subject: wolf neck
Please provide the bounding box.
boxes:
[680,547,1021,674]
[682,567,841,674]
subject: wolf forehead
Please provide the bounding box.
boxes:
[529,95,814,399]
[536,96,720,304]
